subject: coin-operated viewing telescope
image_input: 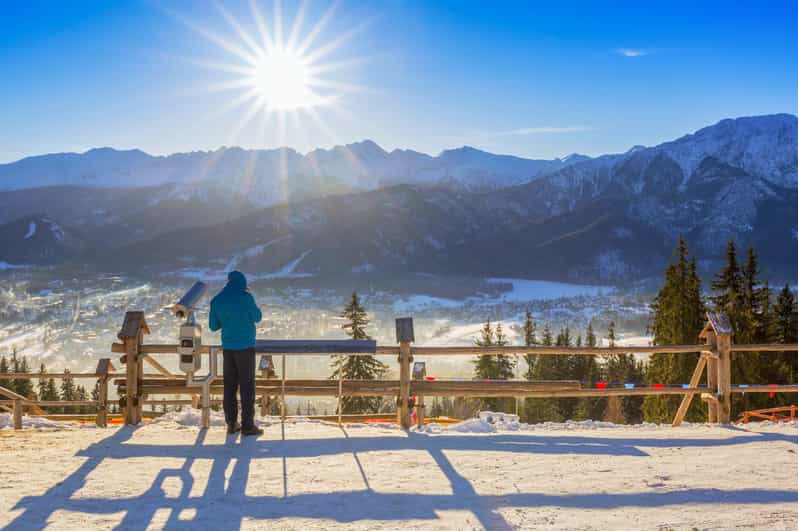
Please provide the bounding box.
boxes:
[170,280,219,429]
[172,281,207,376]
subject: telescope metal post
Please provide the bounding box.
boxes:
[280,354,286,423]
[337,369,343,425]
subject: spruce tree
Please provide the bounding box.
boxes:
[60,369,76,414]
[0,355,9,393]
[330,292,387,413]
[774,284,797,383]
[75,385,89,414]
[522,308,538,378]
[711,240,742,316]
[644,238,706,423]
[473,320,515,412]
[523,323,559,423]
[603,321,644,423]
[13,355,34,399]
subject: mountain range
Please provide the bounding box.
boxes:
[2,113,798,284]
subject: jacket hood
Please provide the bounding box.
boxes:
[226,270,248,291]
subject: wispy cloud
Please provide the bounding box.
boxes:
[491,126,593,137]
[616,48,648,58]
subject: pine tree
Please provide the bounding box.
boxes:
[711,240,742,316]
[0,355,10,394]
[60,369,76,414]
[522,308,538,378]
[774,284,797,383]
[473,320,515,412]
[525,326,573,423]
[75,385,89,414]
[603,321,644,424]
[644,238,706,423]
[37,363,60,403]
[13,354,35,399]
[330,292,386,413]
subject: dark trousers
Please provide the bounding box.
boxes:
[223,348,256,429]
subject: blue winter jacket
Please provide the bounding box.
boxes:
[209,271,262,350]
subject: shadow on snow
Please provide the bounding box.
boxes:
[7,425,798,530]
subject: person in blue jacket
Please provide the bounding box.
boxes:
[209,271,264,436]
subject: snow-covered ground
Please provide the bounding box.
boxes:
[2,413,798,530]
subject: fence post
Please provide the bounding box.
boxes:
[118,311,149,426]
[717,332,732,423]
[701,312,733,424]
[396,317,415,429]
[13,398,22,430]
[705,330,719,423]
[95,358,112,428]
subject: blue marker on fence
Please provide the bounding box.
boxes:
[624,383,635,389]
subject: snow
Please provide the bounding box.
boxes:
[393,294,463,312]
[224,236,292,272]
[2,416,798,529]
[23,221,36,239]
[486,277,612,302]
[0,413,90,430]
[261,250,313,279]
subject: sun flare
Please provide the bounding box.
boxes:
[183,0,364,136]
[251,48,313,111]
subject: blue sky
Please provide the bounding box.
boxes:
[1,0,796,163]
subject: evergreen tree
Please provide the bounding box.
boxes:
[525,327,576,422]
[0,355,10,394]
[520,308,538,420]
[644,238,706,423]
[585,323,597,348]
[603,321,644,423]
[37,363,59,403]
[711,240,742,316]
[774,284,798,383]
[75,385,89,414]
[330,292,387,413]
[473,320,515,412]
[13,354,35,399]
[60,370,76,414]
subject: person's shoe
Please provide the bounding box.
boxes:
[241,425,264,437]
[227,422,241,434]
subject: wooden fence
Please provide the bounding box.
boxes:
[4,311,798,430]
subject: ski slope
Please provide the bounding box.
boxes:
[2,414,798,529]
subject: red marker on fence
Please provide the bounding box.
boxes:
[595,382,607,389]
[768,383,777,398]
[653,383,665,389]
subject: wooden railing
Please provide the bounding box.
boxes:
[0,359,115,429]
[5,311,798,430]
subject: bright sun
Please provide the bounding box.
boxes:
[184,0,362,129]
[251,48,312,111]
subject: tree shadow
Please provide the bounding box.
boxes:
[7,425,798,530]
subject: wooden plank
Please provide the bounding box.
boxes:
[707,312,733,335]
[730,344,798,352]
[672,355,707,427]
[142,355,177,379]
[13,399,22,429]
[395,317,415,343]
[398,339,412,429]
[717,334,732,423]
[97,376,108,428]
[124,336,140,425]
[111,342,710,356]
[409,345,707,356]
[704,331,719,423]
[0,373,108,379]
[117,311,149,339]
